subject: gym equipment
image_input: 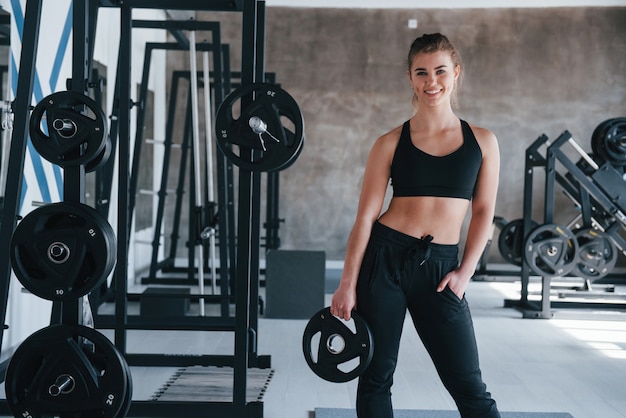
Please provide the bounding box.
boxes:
[302,307,373,383]
[29,91,108,168]
[572,228,618,280]
[504,122,626,318]
[5,324,131,418]
[215,82,305,172]
[84,135,112,173]
[10,202,116,301]
[523,223,578,278]
[591,117,626,168]
[498,218,538,266]
[188,29,207,315]
[0,2,273,417]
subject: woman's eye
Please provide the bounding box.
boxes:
[436,69,446,75]
[416,71,427,76]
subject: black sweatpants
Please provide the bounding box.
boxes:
[355,221,500,418]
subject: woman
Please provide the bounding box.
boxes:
[330,33,501,418]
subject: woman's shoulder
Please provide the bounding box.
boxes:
[465,121,498,153]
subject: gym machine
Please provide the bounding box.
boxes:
[0,0,305,416]
[0,1,132,416]
[503,119,626,318]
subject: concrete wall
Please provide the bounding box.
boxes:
[198,7,626,263]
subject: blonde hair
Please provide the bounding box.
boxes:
[408,33,463,111]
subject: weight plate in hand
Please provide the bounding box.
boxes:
[572,228,618,281]
[29,91,108,167]
[215,82,305,172]
[523,223,578,277]
[10,202,116,301]
[498,218,538,266]
[4,324,131,418]
[302,307,373,383]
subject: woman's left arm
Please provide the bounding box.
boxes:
[437,126,500,298]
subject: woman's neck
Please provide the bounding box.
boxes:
[412,105,458,132]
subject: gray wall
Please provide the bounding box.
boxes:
[197,7,626,262]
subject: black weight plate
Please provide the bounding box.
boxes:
[302,307,373,383]
[215,82,305,172]
[116,348,133,418]
[498,218,538,266]
[5,324,131,418]
[29,91,108,167]
[85,136,112,173]
[592,118,626,168]
[523,223,578,277]
[591,118,616,165]
[603,119,626,167]
[10,202,116,301]
[572,228,618,281]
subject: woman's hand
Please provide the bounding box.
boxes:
[330,283,357,321]
[437,267,473,300]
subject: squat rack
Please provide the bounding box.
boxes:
[0,0,272,417]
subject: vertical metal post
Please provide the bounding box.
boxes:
[248,0,266,359]
[233,0,259,408]
[539,144,558,316]
[128,44,153,226]
[202,51,218,295]
[58,0,91,328]
[188,31,206,316]
[520,151,534,305]
[0,0,43,347]
[264,172,281,250]
[114,2,132,353]
[214,43,234,317]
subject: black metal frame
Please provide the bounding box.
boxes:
[0,0,272,416]
[0,0,98,404]
[505,132,626,318]
[125,38,234,295]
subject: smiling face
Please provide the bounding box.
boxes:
[407,50,460,109]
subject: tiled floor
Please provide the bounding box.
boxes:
[1,274,626,418]
[259,278,626,418]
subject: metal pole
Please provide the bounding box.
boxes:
[0,0,43,349]
[188,31,206,316]
[202,51,218,295]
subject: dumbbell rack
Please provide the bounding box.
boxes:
[505,130,626,318]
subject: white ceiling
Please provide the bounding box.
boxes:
[264,0,626,8]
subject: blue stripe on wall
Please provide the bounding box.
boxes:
[49,3,72,90]
[48,4,73,199]
[11,0,74,205]
[10,0,22,39]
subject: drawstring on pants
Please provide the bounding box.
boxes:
[407,234,434,266]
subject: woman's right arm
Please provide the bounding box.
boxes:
[330,129,398,321]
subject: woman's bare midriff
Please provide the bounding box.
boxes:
[377,196,470,244]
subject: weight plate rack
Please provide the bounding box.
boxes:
[0,1,288,418]
[4,85,132,416]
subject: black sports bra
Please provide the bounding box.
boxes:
[390,119,482,200]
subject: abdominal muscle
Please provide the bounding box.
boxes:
[377,196,470,244]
